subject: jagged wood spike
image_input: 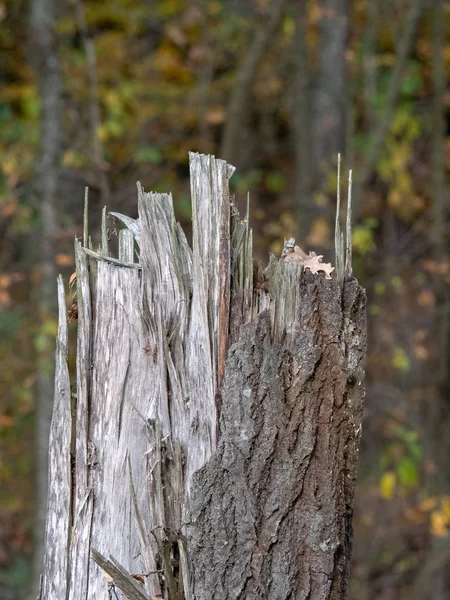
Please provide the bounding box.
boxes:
[91,549,150,600]
[101,206,108,256]
[38,276,71,600]
[83,187,89,248]
[245,191,250,226]
[110,211,141,247]
[118,229,135,263]
[243,224,253,324]
[335,153,343,283]
[242,192,252,321]
[345,169,353,279]
[83,247,141,269]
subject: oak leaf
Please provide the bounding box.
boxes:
[284,246,334,279]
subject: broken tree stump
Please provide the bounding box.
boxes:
[39,152,366,600]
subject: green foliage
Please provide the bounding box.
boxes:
[379,424,424,498]
[8,558,32,591]
[392,347,410,372]
[134,146,163,165]
[265,170,286,192]
[231,169,263,192]
[352,218,377,254]
[0,310,21,337]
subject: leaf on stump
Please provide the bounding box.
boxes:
[284,246,335,279]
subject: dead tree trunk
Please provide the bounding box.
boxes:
[39,153,366,600]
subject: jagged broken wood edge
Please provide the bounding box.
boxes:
[334,153,353,284]
[41,152,360,600]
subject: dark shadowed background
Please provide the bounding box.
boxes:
[0,0,449,598]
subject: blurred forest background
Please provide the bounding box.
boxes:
[0,0,449,598]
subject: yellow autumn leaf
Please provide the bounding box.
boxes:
[388,188,402,210]
[418,496,438,512]
[2,158,16,176]
[441,496,450,521]
[430,510,449,538]
[379,471,396,499]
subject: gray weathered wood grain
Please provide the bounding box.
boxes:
[38,276,71,599]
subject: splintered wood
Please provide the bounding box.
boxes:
[40,152,366,600]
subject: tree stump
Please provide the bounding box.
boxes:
[39,153,366,600]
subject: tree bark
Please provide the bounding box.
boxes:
[39,153,366,600]
[188,278,366,599]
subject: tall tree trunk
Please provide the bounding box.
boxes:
[29,0,62,594]
[363,0,379,128]
[293,1,313,244]
[220,0,286,165]
[313,0,349,190]
[74,0,111,203]
[39,154,366,599]
[431,0,448,386]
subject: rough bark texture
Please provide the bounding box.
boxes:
[187,276,365,600]
[40,153,366,600]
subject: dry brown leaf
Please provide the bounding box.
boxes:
[284,246,334,279]
[56,253,73,266]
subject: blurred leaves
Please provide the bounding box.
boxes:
[352,218,377,254]
[392,347,410,372]
[379,424,423,498]
[380,471,396,500]
[0,0,448,597]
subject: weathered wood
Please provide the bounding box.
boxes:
[91,549,150,600]
[40,152,366,600]
[118,229,135,263]
[39,276,71,599]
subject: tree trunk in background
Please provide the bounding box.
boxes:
[363,1,378,128]
[431,0,449,388]
[29,0,62,595]
[74,0,111,203]
[313,0,349,192]
[39,154,366,599]
[293,1,313,244]
[220,0,286,165]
